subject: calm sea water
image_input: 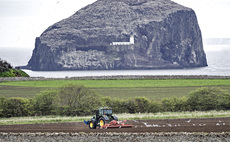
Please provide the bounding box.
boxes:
[1,45,230,78]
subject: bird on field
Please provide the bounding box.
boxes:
[143,122,152,127]
[186,119,191,123]
[168,124,172,127]
[152,124,159,127]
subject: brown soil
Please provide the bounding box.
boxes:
[0,117,229,133]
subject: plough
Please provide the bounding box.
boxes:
[100,120,132,129]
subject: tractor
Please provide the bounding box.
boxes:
[84,107,132,129]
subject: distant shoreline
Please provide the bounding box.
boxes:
[1,75,230,82]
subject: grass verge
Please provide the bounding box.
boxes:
[0,110,229,125]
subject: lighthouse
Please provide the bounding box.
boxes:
[130,32,134,44]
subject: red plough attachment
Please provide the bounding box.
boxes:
[101,120,132,129]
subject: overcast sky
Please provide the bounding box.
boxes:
[0,0,230,49]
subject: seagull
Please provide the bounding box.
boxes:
[143,122,150,126]
[223,123,225,125]
[193,124,196,126]
[168,124,172,127]
[186,119,191,123]
[216,123,220,126]
[146,124,152,127]
[153,124,158,127]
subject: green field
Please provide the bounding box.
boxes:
[1,79,230,100]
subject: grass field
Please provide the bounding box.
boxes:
[0,110,229,125]
[1,79,230,88]
[0,79,230,100]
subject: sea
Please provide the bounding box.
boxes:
[0,45,230,78]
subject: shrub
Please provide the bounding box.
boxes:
[187,87,230,111]
[34,91,57,116]
[134,97,150,113]
[125,98,136,113]
[100,97,113,107]
[54,84,101,116]
[149,100,161,113]
[125,97,150,113]
[161,97,175,112]
[0,97,6,117]
[111,98,129,114]
[1,97,35,117]
[0,58,29,77]
[0,69,30,77]
[174,96,188,111]
[161,96,188,112]
[0,70,15,77]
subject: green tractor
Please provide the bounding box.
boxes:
[84,107,118,129]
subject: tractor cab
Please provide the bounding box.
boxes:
[98,107,112,116]
[93,107,114,121]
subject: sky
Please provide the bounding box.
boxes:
[0,0,230,49]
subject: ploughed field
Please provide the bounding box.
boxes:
[0,117,229,133]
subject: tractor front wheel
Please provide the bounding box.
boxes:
[99,117,106,128]
[89,121,96,129]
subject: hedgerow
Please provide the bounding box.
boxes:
[0,85,229,117]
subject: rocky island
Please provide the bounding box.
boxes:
[25,0,207,71]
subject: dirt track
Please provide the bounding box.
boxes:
[0,117,229,133]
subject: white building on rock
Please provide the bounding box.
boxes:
[110,33,134,45]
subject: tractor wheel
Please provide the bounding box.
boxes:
[99,117,106,128]
[89,120,96,129]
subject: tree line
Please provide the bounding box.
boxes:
[0,84,230,117]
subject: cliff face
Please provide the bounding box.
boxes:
[26,0,207,71]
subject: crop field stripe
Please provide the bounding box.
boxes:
[1,79,230,88]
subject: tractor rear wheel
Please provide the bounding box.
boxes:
[99,117,106,128]
[89,120,96,129]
